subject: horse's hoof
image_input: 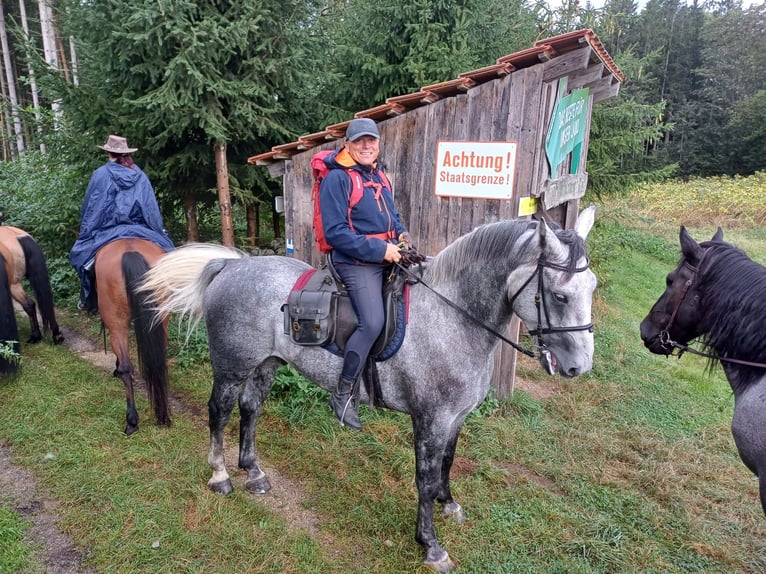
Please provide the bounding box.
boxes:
[52,333,64,345]
[27,336,41,345]
[424,549,455,573]
[443,501,466,524]
[209,478,234,496]
[245,474,272,494]
[124,425,139,436]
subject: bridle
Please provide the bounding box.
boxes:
[656,258,701,354]
[657,249,766,369]
[397,251,594,369]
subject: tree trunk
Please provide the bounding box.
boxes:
[38,0,58,68]
[0,2,24,155]
[38,0,61,116]
[68,36,79,85]
[215,142,235,247]
[0,49,13,160]
[18,0,44,152]
[184,192,199,242]
[246,203,258,248]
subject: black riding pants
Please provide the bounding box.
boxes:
[334,262,387,381]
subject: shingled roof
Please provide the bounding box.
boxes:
[248,29,623,166]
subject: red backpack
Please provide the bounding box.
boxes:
[310,150,394,253]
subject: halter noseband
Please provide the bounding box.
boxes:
[659,258,700,345]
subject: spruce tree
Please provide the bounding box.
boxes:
[52,0,322,241]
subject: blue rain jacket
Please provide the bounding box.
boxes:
[69,161,174,278]
[319,148,407,264]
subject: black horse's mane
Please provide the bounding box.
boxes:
[697,239,766,384]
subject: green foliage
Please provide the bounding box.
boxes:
[726,90,766,175]
[0,506,33,573]
[0,148,86,262]
[317,0,538,120]
[269,364,328,424]
[0,340,21,367]
[468,387,501,419]
[53,0,324,213]
[166,321,210,369]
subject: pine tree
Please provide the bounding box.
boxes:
[52,0,322,243]
[317,0,539,122]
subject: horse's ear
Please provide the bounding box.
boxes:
[680,226,704,262]
[538,219,568,262]
[712,227,724,242]
[574,205,596,240]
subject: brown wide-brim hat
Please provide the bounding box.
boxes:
[98,134,138,154]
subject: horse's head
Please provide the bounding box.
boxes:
[509,206,597,378]
[640,226,722,355]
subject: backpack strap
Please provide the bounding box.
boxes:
[345,168,396,243]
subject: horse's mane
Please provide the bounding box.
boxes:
[698,239,766,384]
[426,219,587,285]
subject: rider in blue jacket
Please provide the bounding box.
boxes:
[69,135,174,312]
[319,118,412,430]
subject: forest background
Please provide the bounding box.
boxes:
[0,0,763,303]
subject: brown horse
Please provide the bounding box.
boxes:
[0,226,64,345]
[94,238,170,435]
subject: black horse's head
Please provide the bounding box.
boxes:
[639,226,723,355]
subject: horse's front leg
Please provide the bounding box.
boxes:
[438,427,466,524]
[413,417,457,573]
[239,364,276,494]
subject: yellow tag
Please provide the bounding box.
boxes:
[518,197,537,216]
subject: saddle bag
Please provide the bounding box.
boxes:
[283,269,340,346]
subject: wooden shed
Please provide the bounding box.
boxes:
[249,29,624,397]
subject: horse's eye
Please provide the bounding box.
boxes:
[554,293,568,304]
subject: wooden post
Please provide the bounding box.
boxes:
[215,142,235,247]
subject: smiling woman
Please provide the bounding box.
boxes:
[317,118,412,430]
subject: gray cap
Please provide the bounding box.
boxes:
[346,118,380,142]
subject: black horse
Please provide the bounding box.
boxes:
[640,226,766,515]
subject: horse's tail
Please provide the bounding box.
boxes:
[0,252,20,376]
[18,235,61,338]
[123,251,170,426]
[139,243,246,334]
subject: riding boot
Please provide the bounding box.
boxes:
[329,376,362,431]
[77,267,98,313]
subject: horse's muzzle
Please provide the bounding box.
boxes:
[641,331,674,356]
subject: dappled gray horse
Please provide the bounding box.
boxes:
[641,226,766,517]
[140,207,597,573]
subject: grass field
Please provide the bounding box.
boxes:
[1,174,766,573]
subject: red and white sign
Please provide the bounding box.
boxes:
[434,141,518,199]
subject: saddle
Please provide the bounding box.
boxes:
[282,255,421,408]
[283,257,409,361]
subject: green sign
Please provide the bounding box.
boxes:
[545,87,589,179]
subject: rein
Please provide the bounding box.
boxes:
[396,253,593,361]
[659,249,766,369]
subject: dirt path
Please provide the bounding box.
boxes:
[0,323,333,572]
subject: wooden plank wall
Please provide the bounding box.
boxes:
[281,53,595,397]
